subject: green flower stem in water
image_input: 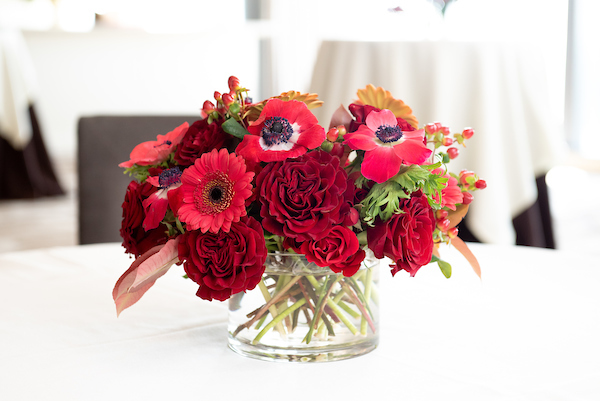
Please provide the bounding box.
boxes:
[326,298,358,335]
[252,298,307,345]
[304,275,339,344]
[233,275,302,337]
[258,280,286,336]
[361,268,374,335]
[340,280,376,333]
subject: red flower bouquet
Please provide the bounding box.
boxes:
[113,78,484,358]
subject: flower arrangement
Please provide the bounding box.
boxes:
[113,76,484,349]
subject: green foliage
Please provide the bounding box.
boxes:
[430,254,452,278]
[361,181,409,227]
[123,164,152,182]
[222,117,250,139]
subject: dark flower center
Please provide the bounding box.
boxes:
[194,171,233,215]
[375,125,403,143]
[158,167,182,188]
[262,117,293,146]
[210,187,223,202]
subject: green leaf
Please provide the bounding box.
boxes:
[222,118,249,139]
[437,259,452,278]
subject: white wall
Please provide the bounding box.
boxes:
[23,28,261,158]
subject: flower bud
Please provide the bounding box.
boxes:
[447,147,459,159]
[448,227,459,238]
[434,122,442,131]
[440,126,451,136]
[462,192,474,205]
[475,179,487,189]
[462,127,474,139]
[228,76,241,92]
[214,91,222,101]
[459,170,475,185]
[443,137,453,147]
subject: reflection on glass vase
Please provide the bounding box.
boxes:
[228,253,379,362]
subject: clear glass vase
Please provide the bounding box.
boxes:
[228,253,379,362]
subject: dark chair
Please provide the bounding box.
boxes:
[77,115,199,245]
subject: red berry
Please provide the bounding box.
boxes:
[437,218,451,231]
[436,210,448,220]
[228,76,241,92]
[475,179,487,189]
[214,91,222,101]
[462,128,474,139]
[202,100,215,113]
[434,122,442,131]
[443,137,453,147]
[448,227,459,238]
[441,126,451,136]
[425,123,437,134]
[459,170,475,185]
[462,192,474,205]
[447,147,459,159]
[326,127,339,142]
[222,93,234,106]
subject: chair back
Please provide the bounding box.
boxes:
[77,115,198,245]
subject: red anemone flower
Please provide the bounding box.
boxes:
[119,122,188,168]
[236,98,325,163]
[142,167,183,231]
[344,109,432,183]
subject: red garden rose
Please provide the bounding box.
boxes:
[120,180,169,257]
[177,216,267,301]
[174,119,232,166]
[298,226,366,277]
[367,190,435,277]
[256,150,357,242]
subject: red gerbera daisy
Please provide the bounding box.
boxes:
[236,98,325,163]
[344,109,432,183]
[176,148,254,233]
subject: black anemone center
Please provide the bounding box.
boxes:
[210,187,223,202]
[262,117,293,146]
[375,125,403,143]
[158,167,182,188]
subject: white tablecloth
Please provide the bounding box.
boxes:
[1,243,598,400]
[310,41,566,245]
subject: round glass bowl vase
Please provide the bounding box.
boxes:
[228,253,379,362]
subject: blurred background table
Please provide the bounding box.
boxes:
[1,242,598,400]
[310,40,565,247]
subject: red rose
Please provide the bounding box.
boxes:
[299,226,366,277]
[256,150,356,242]
[120,180,169,257]
[177,216,267,301]
[367,190,435,277]
[174,119,232,166]
[348,104,414,134]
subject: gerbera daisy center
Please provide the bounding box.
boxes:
[194,171,234,215]
[262,117,293,146]
[375,125,403,143]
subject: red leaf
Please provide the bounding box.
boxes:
[328,104,353,130]
[113,237,180,316]
[451,236,482,279]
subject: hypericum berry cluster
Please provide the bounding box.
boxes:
[425,123,475,163]
[200,76,251,125]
